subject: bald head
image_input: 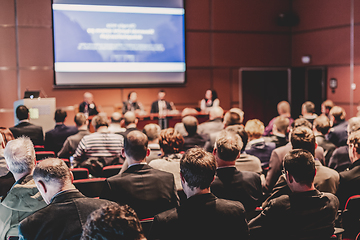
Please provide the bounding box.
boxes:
[124,131,148,161]
[111,112,122,123]
[124,111,136,126]
[209,107,224,120]
[83,92,94,104]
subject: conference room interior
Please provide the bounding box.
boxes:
[0,0,359,128]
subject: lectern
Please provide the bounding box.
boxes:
[14,98,56,133]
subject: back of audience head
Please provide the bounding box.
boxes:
[277,101,291,115]
[347,130,360,163]
[55,109,67,123]
[124,131,148,162]
[183,116,198,136]
[91,115,109,130]
[33,158,74,204]
[74,113,88,127]
[290,126,316,156]
[181,108,198,118]
[159,128,184,155]
[223,110,241,127]
[81,203,145,240]
[111,112,122,124]
[226,125,248,152]
[142,123,161,143]
[0,127,15,149]
[273,116,289,134]
[329,106,346,123]
[215,130,242,162]
[302,101,315,114]
[209,106,224,120]
[313,115,331,135]
[123,111,137,126]
[245,119,264,140]
[180,148,216,192]
[291,118,312,130]
[16,105,29,121]
[321,99,334,115]
[347,117,360,135]
[4,136,35,176]
[283,149,316,188]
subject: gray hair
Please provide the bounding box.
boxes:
[348,117,360,135]
[143,123,161,141]
[4,136,35,174]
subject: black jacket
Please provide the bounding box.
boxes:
[10,122,44,146]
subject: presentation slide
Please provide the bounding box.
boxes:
[52,1,185,87]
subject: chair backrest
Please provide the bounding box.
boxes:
[101,165,123,178]
[73,178,106,198]
[70,168,89,180]
[342,195,360,239]
[34,145,45,152]
[140,217,154,239]
[35,151,55,161]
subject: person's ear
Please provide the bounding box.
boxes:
[146,148,150,157]
[121,148,126,159]
[315,142,318,150]
[37,180,47,193]
[212,148,217,156]
[180,172,185,184]
[287,172,294,184]
[135,118,138,125]
[70,171,74,183]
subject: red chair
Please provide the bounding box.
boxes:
[34,145,45,152]
[341,195,360,239]
[60,158,70,168]
[73,178,106,198]
[35,151,55,161]
[101,165,123,178]
[70,168,89,180]
[140,217,154,238]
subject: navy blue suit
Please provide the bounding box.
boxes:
[327,120,348,147]
[10,122,44,146]
[245,139,276,167]
[45,124,78,155]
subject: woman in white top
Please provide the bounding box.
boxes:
[200,89,220,113]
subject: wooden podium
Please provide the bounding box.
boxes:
[14,98,56,133]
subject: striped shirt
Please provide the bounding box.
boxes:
[73,132,124,161]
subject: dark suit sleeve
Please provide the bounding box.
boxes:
[166,101,172,110]
[264,150,282,191]
[100,180,115,202]
[150,102,157,113]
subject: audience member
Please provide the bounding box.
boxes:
[264,115,289,148]
[119,111,138,138]
[226,125,262,174]
[148,128,184,190]
[0,128,15,198]
[263,101,293,136]
[182,116,207,151]
[244,119,276,167]
[264,118,325,192]
[0,137,46,239]
[313,115,336,166]
[300,101,318,125]
[328,117,360,172]
[197,106,224,136]
[101,131,179,219]
[174,108,198,136]
[327,106,348,147]
[72,114,124,169]
[200,89,220,113]
[108,112,125,134]
[336,130,360,209]
[150,90,172,114]
[210,130,263,212]
[263,126,339,207]
[321,99,334,119]
[79,92,99,117]
[9,105,44,146]
[81,203,146,240]
[249,149,339,240]
[19,158,111,240]
[45,109,78,155]
[122,91,144,115]
[149,148,249,240]
[58,113,90,159]
[142,123,162,163]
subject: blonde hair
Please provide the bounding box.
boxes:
[245,119,264,139]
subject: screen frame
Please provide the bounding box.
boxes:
[51,0,187,89]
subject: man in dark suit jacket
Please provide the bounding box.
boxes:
[313,115,336,166]
[336,130,360,209]
[79,92,99,117]
[19,158,111,240]
[119,111,139,139]
[182,116,207,151]
[9,105,44,146]
[100,130,179,219]
[150,90,172,114]
[149,148,249,240]
[45,109,78,155]
[210,131,262,213]
[327,106,348,147]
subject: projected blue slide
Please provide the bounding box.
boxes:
[53,4,185,73]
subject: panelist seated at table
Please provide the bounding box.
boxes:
[122,91,145,115]
[79,92,99,117]
[150,90,174,114]
[200,89,220,113]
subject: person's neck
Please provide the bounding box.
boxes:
[186,187,211,199]
[216,158,235,168]
[290,183,315,193]
[126,123,137,129]
[96,126,109,133]
[56,122,64,125]
[127,157,146,166]
[280,113,291,118]
[78,125,88,131]
[313,129,323,136]
[149,139,159,145]
[13,171,31,182]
